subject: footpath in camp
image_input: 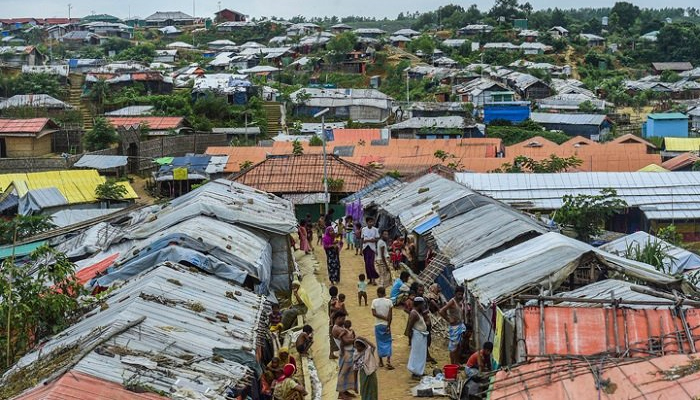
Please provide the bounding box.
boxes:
[304,240,450,400]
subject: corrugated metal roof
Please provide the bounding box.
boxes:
[107,116,186,130]
[452,232,685,305]
[19,187,68,215]
[652,62,694,71]
[136,179,297,236]
[600,231,700,273]
[648,112,688,120]
[491,354,700,399]
[552,279,677,308]
[0,118,57,136]
[340,176,402,204]
[100,215,273,288]
[4,264,265,398]
[531,112,608,126]
[233,154,381,194]
[0,94,71,110]
[662,152,700,171]
[638,163,669,172]
[205,155,229,174]
[104,105,154,116]
[431,203,548,267]
[73,155,129,170]
[0,170,138,205]
[21,371,165,399]
[388,116,473,130]
[455,171,700,220]
[664,137,700,152]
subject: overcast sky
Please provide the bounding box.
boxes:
[1,0,695,19]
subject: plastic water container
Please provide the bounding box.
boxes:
[443,364,459,380]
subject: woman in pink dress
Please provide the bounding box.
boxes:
[299,221,312,254]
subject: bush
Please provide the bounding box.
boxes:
[95,180,128,200]
[83,117,119,151]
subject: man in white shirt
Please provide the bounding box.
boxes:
[375,229,392,288]
[361,217,380,284]
[371,286,394,369]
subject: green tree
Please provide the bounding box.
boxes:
[554,188,628,242]
[114,42,156,63]
[610,2,641,31]
[1,246,84,371]
[326,32,356,64]
[578,100,598,113]
[292,139,304,156]
[0,73,64,99]
[87,79,110,114]
[491,155,583,173]
[309,135,323,146]
[83,117,119,151]
[409,34,436,55]
[657,225,684,246]
[0,215,54,245]
[660,70,681,83]
[95,180,128,200]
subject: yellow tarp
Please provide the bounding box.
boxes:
[638,164,669,172]
[0,170,138,204]
[664,137,700,152]
[172,167,188,181]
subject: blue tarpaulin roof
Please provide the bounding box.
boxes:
[414,215,441,234]
[0,193,18,213]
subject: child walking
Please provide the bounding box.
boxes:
[353,222,362,256]
[357,274,368,306]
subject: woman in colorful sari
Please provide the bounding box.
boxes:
[298,221,311,254]
[278,347,297,370]
[273,363,307,400]
[323,226,343,285]
[282,280,313,330]
[332,311,357,400]
[353,337,379,400]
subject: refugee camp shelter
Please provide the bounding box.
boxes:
[599,231,700,274]
[232,153,381,218]
[0,263,269,399]
[0,118,60,157]
[643,113,689,138]
[530,112,613,140]
[456,171,700,240]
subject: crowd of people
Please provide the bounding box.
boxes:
[310,212,494,399]
[278,212,496,399]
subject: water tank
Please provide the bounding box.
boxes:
[602,16,609,26]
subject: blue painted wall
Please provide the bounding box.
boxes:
[644,118,688,138]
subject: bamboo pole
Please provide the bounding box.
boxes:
[630,285,700,307]
[5,225,17,369]
[611,291,620,355]
[515,294,685,307]
[515,303,526,363]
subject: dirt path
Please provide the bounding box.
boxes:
[564,45,580,80]
[309,242,450,400]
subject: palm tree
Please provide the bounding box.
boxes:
[87,79,110,114]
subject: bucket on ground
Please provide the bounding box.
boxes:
[443,364,459,380]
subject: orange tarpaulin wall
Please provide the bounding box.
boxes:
[523,306,700,357]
